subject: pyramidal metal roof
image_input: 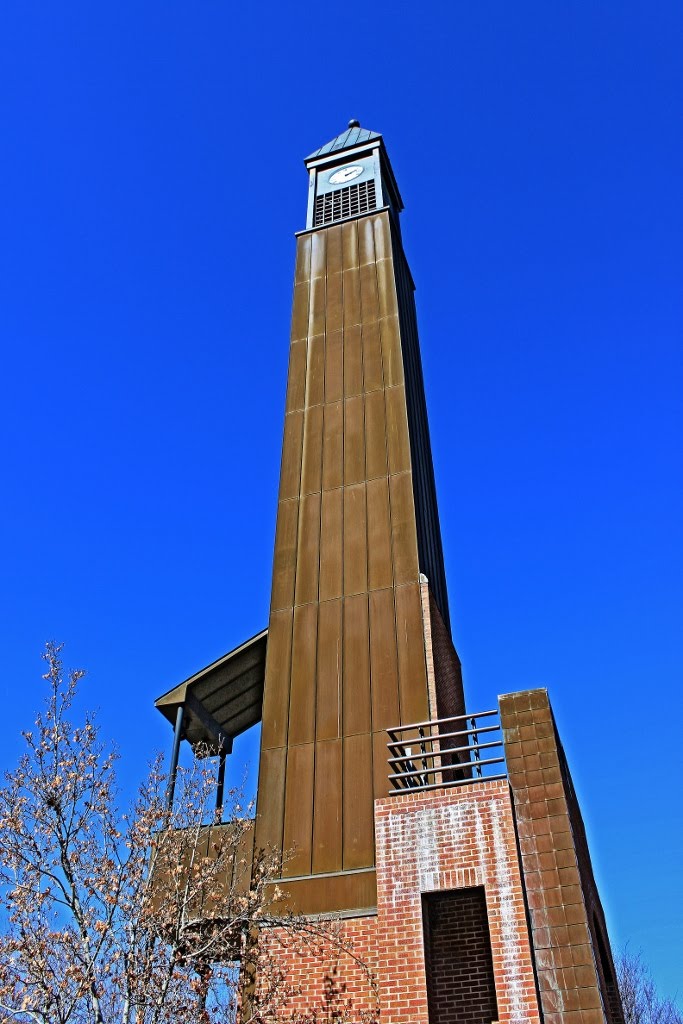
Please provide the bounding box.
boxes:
[306,122,382,161]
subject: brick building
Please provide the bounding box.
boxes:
[155,123,624,1024]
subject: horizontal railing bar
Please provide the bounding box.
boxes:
[386,724,500,750]
[386,709,498,737]
[386,740,502,766]
[389,756,506,781]
[390,774,508,795]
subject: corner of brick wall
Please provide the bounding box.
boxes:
[428,589,466,721]
[500,688,625,1024]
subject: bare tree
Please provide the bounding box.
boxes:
[617,950,682,1024]
[0,644,378,1024]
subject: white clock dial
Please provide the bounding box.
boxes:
[329,164,364,185]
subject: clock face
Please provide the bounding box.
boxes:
[329,164,364,185]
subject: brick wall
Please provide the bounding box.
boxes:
[256,914,380,1022]
[423,887,499,1024]
[374,781,541,1024]
[428,590,466,722]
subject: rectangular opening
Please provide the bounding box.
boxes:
[422,887,499,1024]
[313,179,377,226]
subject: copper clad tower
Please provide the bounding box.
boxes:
[254,123,465,914]
[155,123,627,1024]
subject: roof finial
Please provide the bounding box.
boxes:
[348,119,361,129]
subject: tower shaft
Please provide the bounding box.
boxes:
[256,204,463,914]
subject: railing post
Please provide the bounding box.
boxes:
[215,748,227,821]
[165,704,185,811]
[470,715,482,778]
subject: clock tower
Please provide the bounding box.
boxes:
[253,121,465,915]
[156,122,626,1024]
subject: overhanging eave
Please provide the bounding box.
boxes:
[155,628,267,754]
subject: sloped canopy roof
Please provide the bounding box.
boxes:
[155,629,267,755]
[306,123,382,161]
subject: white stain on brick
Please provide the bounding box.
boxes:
[474,803,489,882]
[416,806,440,891]
[491,798,531,1024]
[375,789,541,1024]
[378,801,477,905]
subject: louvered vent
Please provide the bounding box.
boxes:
[314,180,377,226]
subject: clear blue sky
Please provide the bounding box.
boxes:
[1,0,681,1004]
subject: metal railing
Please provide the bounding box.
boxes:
[386,709,506,794]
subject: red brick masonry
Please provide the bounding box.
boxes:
[423,887,499,1024]
[259,915,380,1021]
[374,781,541,1024]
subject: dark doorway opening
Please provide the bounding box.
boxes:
[422,887,499,1024]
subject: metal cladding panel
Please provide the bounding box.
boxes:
[326,224,343,276]
[343,395,365,484]
[268,869,377,916]
[257,212,452,912]
[341,220,359,271]
[278,411,303,501]
[342,268,361,327]
[300,404,323,495]
[261,608,292,749]
[368,588,400,730]
[376,257,399,319]
[380,315,403,386]
[366,476,392,591]
[358,215,376,265]
[343,484,368,596]
[312,738,343,873]
[325,271,343,333]
[389,471,420,585]
[254,745,286,854]
[324,330,343,404]
[315,598,342,739]
[311,229,326,279]
[270,498,298,610]
[343,324,363,396]
[319,489,343,601]
[385,385,412,474]
[343,732,375,869]
[294,232,312,283]
[365,389,388,481]
[294,491,320,605]
[360,263,380,322]
[291,282,309,342]
[306,335,325,407]
[361,320,383,392]
[281,742,314,877]
[322,401,343,488]
[286,341,306,412]
[342,594,371,736]
[288,603,317,746]
[308,275,326,337]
